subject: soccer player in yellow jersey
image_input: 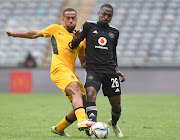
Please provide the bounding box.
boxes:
[6,8,95,137]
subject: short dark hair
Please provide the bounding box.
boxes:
[100,4,113,11]
[63,8,77,16]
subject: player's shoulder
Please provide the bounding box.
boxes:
[48,24,62,28]
[82,21,97,29]
[86,20,97,24]
[109,24,119,32]
[86,20,98,25]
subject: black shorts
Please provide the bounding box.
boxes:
[84,71,121,97]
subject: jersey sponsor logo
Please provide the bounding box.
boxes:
[95,37,108,50]
[92,30,98,34]
[65,48,75,54]
[108,32,114,38]
[98,37,107,46]
[95,46,108,50]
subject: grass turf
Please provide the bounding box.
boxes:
[0,94,179,140]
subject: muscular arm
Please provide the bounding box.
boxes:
[113,31,125,82]
[115,66,125,82]
[69,22,88,49]
[6,29,43,39]
[113,46,125,82]
[78,55,86,69]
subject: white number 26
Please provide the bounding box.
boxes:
[111,78,119,88]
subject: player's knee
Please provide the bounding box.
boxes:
[87,91,96,101]
[86,87,97,101]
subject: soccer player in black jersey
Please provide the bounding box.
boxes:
[69,4,125,137]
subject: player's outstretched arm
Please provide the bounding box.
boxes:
[6,29,43,39]
[115,66,125,82]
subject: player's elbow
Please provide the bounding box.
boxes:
[31,33,40,39]
[82,65,86,69]
[28,31,42,39]
[81,62,86,69]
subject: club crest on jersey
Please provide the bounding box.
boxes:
[98,37,107,46]
[108,32,114,38]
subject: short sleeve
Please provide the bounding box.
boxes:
[79,21,89,40]
[41,24,56,38]
[78,39,86,56]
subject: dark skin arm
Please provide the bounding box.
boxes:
[78,55,86,69]
[115,66,125,82]
[72,29,81,41]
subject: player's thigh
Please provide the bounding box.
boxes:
[102,73,121,97]
[67,78,86,102]
[51,68,79,101]
[84,71,102,93]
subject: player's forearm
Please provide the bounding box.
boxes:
[10,30,41,39]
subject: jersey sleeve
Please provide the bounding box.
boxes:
[79,21,89,40]
[78,39,86,56]
[41,24,56,38]
[70,21,89,49]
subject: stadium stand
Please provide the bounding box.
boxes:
[90,0,180,67]
[0,0,180,67]
[0,0,64,67]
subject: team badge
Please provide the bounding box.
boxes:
[108,32,114,38]
[70,75,75,79]
[80,26,83,31]
[98,37,107,46]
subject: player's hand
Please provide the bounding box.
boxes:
[73,29,81,40]
[6,29,14,37]
[116,71,125,82]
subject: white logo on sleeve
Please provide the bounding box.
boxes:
[98,37,107,46]
[92,30,98,34]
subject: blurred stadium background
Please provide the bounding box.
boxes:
[0,0,180,93]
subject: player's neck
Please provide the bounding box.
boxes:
[63,26,73,33]
[98,21,109,27]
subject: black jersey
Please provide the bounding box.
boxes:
[72,21,119,74]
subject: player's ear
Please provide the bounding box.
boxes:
[62,17,64,22]
[98,11,100,16]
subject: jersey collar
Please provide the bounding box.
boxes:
[97,21,109,28]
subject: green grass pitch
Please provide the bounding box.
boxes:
[0,93,179,140]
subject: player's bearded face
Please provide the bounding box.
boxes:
[63,11,77,32]
[99,7,113,24]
